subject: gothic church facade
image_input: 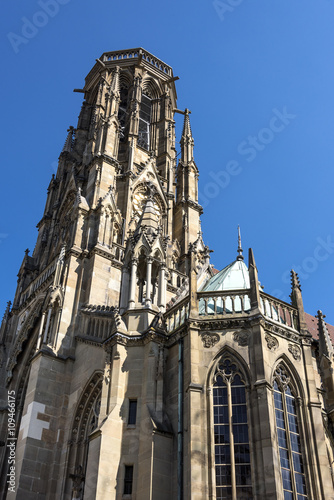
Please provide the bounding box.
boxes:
[0,48,334,500]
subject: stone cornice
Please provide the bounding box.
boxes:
[102,328,168,349]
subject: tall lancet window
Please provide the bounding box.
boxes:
[213,358,252,500]
[273,365,308,499]
[138,93,151,150]
[118,87,129,143]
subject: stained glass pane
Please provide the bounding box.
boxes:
[216,486,232,499]
[235,464,252,485]
[215,444,231,464]
[234,444,250,464]
[232,424,249,444]
[295,472,307,495]
[279,448,290,469]
[231,386,246,404]
[215,424,230,444]
[216,465,231,485]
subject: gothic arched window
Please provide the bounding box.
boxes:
[273,364,308,499]
[213,358,253,499]
[138,93,152,150]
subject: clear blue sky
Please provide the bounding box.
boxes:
[1,0,334,324]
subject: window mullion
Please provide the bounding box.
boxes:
[227,379,236,500]
[282,389,298,500]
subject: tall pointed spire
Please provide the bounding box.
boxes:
[237,226,244,261]
[181,108,192,137]
[317,310,334,359]
[180,108,194,163]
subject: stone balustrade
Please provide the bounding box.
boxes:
[102,48,172,75]
[80,304,116,341]
[198,289,251,316]
[259,291,298,330]
[165,298,189,333]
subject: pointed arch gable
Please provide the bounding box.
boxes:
[70,370,103,441]
[65,371,103,499]
[142,77,161,99]
[206,345,252,389]
[271,354,306,400]
[119,70,132,90]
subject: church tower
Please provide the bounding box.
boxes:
[1,48,334,500]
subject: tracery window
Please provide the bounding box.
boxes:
[138,93,152,150]
[213,358,252,500]
[273,365,308,500]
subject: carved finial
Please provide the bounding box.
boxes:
[317,310,334,359]
[25,248,30,256]
[59,244,66,261]
[237,226,244,261]
[110,66,120,95]
[62,126,75,153]
[181,108,192,138]
[291,270,301,291]
[2,301,11,321]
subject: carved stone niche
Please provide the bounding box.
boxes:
[288,343,301,361]
[265,333,279,351]
[200,332,220,348]
[233,331,249,347]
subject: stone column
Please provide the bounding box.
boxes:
[36,312,46,351]
[53,307,62,349]
[145,257,153,308]
[158,264,166,312]
[43,307,52,344]
[128,258,138,309]
[120,266,130,314]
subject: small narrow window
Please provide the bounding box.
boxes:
[118,87,129,143]
[124,465,133,495]
[128,400,137,425]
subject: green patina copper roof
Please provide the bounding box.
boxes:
[201,259,250,292]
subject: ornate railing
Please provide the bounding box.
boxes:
[198,289,251,316]
[101,48,172,75]
[165,298,189,333]
[259,291,298,330]
[80,305,115,341]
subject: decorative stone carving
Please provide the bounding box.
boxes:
[233,331,249,346]
[265,334,279,351]
[288,343,301,361]
[275,364,290,390]
[200,332,219,348]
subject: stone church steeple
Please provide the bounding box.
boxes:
[1,48,333,500]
